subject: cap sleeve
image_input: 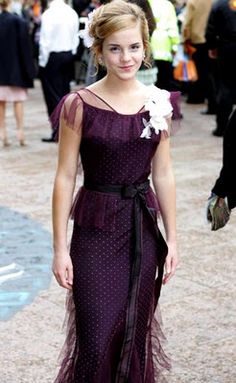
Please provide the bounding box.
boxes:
[50,92,83,141]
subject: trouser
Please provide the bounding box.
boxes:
[187,43,208,103]
[39,51,74,125]
[154,60,173,91]
[215,42,236,134]
[206,57,218,112]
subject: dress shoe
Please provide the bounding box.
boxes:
[41,137,56,143]
[200,109,216,115]
[19,139,26,146]
[212,128,224,137]
[3,138,10,147]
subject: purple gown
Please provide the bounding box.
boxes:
[53,88,171,383]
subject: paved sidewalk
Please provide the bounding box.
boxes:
[0,81,235,382]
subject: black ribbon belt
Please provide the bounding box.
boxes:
[84,180,167,383]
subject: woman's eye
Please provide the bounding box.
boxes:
[130,45,140,51]
[110,46,120,52]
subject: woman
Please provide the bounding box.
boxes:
[52,1,178,382]
[0,0,34,146]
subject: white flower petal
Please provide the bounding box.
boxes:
[141,85,172,137]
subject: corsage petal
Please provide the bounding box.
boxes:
[140,85,173,139]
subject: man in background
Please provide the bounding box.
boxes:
[181,0,212,104]
[206,0,236,136]
[39,0,79,142]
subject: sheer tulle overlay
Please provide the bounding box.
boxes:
[52,87,174,383]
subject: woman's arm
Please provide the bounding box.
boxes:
[152,131,178,284]
[52,102,82,289]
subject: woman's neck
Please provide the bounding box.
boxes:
[101,75,143,96]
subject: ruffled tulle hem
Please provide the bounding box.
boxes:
[53,291,171,383]
[53,292,78,383]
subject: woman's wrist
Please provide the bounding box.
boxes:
[53,242,69,256]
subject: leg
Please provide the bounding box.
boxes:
[0,101,9,146]
[206,57,218,113]
[214,83,233,136]
[155,60,173,91]
[186,43,208,103]
[40,52,73,141]
[14,101,25,146]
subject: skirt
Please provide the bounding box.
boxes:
[0,86,27,102]
[54,196,170,383]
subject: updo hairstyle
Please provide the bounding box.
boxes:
[89,0,151,70]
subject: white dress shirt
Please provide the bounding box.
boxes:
[39,0,79,67]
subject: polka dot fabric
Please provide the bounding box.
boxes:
[53,89,171,383]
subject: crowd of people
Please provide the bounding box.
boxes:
[0,0,235,144]
[0,1,235,381]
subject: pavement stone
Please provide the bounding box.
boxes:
[0,80,235,382]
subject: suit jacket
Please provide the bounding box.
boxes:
[0,11,35,88]
[212,109,236,209]
[206,0,236,49]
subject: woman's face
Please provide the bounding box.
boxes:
[101,22,144,81]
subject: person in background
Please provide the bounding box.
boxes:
[206,0,236,136]
[129,0,157,86]
[39,0,79,143]
[0,0,34,147]
[80,0,100,15]
[148,0,180,90]
[72,0,90,16]
[181,0,212,104]
[130,0,156,36]
[207,108,236,229]
[51,1,178,381]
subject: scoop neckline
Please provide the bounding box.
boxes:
[83,100,148,117]
[83,88,146,116]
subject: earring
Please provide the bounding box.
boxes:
[98,56,103,65]
[143,52,146,60]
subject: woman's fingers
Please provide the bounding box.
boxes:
[52,256,73,290]
[66,262,74,287]
[163,253,178,285]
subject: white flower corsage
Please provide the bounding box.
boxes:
[79,10,96,48]
[140,85,173,139]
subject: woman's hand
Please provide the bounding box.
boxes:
[163,241,178,285]
[52,252,73,290]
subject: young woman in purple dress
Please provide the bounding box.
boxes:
[52,1,178,382]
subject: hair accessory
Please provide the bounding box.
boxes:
[79,10,96,48]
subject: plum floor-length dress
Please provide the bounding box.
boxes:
[52,87,172,383]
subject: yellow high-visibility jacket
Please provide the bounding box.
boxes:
[149,0,180,62]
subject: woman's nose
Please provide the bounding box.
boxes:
[121,49,131,61]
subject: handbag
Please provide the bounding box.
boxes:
[173,44,198,82]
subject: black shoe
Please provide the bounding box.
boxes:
[41,137,56,143]
[212,129,224,137]
[201,109,216,115]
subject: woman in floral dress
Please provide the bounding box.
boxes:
[51,1,178,382]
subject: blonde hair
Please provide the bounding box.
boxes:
[89,0,151,70]
[0,0,10,8]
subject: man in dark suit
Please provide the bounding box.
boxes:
[206,0,236,136]
[207,109,236,229]
[211,109,236,210]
